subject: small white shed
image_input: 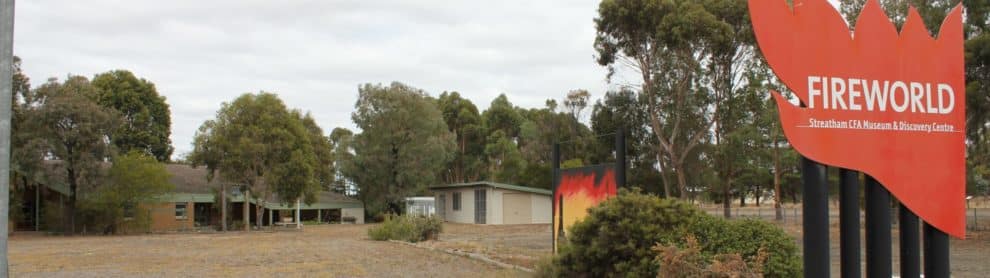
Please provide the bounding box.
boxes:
[430,182,552,225]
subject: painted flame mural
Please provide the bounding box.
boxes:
[749,0,966,237]
[553,164,618,251]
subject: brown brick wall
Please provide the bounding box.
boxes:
[147,202,195,232]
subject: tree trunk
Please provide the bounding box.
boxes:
[255,192,267,230]
[723,181,732,218]
[773,133,783,221]
[220,184,227,231]
[675,168,688,200]
[243,188,250,231]
[658,154,672,198]
[739,191,745,207]
[65,167,77,235]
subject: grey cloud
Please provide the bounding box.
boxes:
[14,0,614,159]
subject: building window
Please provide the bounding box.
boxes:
[175,203,188,220]
[452,192,461,211]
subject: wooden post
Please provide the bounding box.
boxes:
[220,184,227,232]
[35,185,39,231]
[295,199,301,229]
[243,188,250,231]
[317,209,322,224]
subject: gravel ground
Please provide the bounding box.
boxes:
[9,224,523,277]
[422,224,552,269]
[10,217,988,277]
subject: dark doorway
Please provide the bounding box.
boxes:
[474,188,486,224]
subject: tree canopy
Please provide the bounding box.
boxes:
[91,70,173,161]
[342,82,455,216]
[190,92,325,228]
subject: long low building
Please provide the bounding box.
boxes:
[13,163,364,233]
[430,182,551,225]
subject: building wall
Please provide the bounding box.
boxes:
[501,192,532,224]
[341,208,365,224]
[434,186,551,224]
[531,194,552,224]
[435,187,477,224]
[148,202,195,232]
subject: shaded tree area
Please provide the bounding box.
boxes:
[9,58,178,234]
[190,92,326,230]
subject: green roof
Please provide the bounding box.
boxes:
[430,181,552,196]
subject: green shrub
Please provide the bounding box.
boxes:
[688,218,801,277]
[367,214,442,242]
[542,189,801,277]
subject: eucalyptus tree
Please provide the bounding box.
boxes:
[343,82,455,216]
[595,0,751,198]
[190,92,322,230]
[33,76,117,234]
[91,70,172,161]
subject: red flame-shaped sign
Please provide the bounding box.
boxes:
[749,0,966,238]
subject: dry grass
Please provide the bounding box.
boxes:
[10,217,990,277]
[10,225,523,277]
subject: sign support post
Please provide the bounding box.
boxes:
[924,223,950,277]
[899,204,921,278]
[839,169,861,278]
[865,176,892,277]
[801,157,828,278]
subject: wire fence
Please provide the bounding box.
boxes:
[700,205,990,232]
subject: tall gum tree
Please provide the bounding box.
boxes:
[190,92,321,231]
[33,76,117,234]
[595,0,735,198]
[343,82,455,217]
[91,70,173,161]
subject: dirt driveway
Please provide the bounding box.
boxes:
[9,225,524,277]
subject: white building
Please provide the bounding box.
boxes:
[430,182,552,225]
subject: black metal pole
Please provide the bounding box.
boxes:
[615,126,626,189]
[802,157,829,278]
[552,143,560,252]
[839,169,861,278]
[899,204,921,278]
[865,176,891,277]
[923,222,950,277]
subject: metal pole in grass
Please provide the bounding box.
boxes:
[899,204,921,278]
[923,222,950,277]
[839,169,861,278]
[0,0,14,275]
[801,157,829,278]
[865,175,892,277]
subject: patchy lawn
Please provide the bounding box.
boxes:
[9,224,523,277]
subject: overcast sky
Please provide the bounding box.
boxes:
[12,0,840,160]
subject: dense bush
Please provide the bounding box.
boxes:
[654,235,767,277]
[540,189,801,277]
[367,214,442,243]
